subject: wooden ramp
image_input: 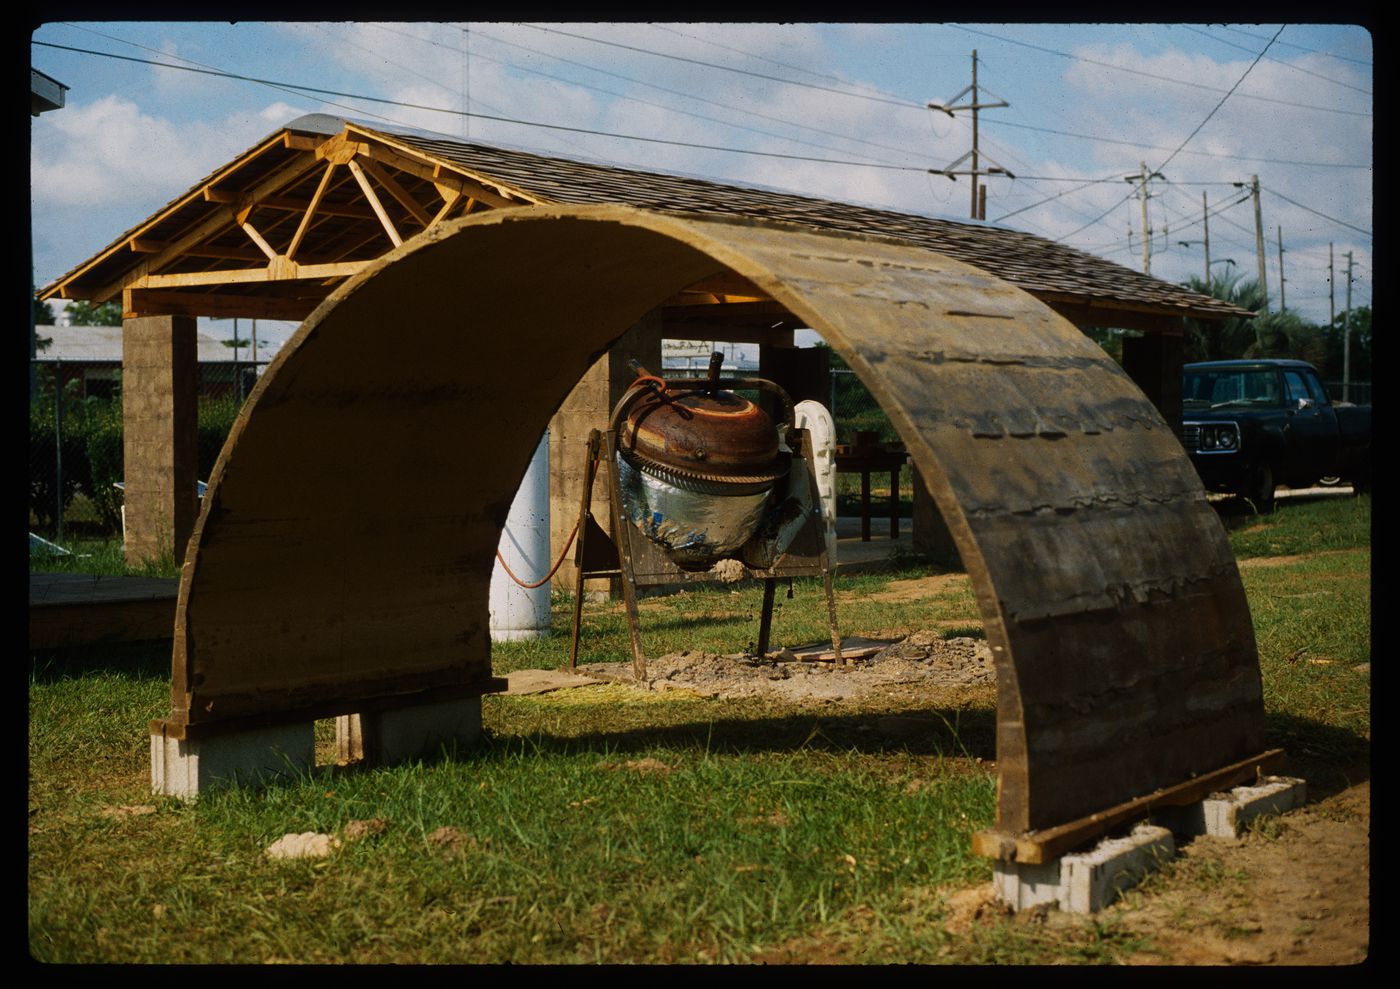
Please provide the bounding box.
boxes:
[29,572,178,649]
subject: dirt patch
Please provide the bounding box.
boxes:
[1110,781,1370,965]
[853,573,969,603]
[1236,547,1366,569]
[576,633,994,703]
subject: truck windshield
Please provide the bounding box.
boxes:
[1183,368,1283,408]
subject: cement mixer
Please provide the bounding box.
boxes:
[570,352,841,678]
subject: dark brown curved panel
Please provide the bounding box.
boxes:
[167,205,1263,835]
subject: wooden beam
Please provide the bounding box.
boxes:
[136,260,370,289]
[970,749,1287,864]
[283,133,322,152]
[654,320,802,344]
[288,161,338,262]
[129,238,164,254]
[665,290,772,306]
[663,300,793,319]
[429,189,463,228]
[255,195,376,219]
[92,150,328,302]
[347,139,527,210]
[185,244,272,262]
[235,216,279,261]
[202,187,238,204]
[42,128,321,302]
[126,288,323,321]
[347,158,402,248]
[357,157,433,228]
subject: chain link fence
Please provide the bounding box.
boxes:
[28,359,268,545]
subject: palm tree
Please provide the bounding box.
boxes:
[1182,272,1325,367]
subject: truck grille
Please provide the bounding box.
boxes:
[1181,424,1201,452]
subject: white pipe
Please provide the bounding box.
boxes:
[489,431,551,641]
[794,400,838,565]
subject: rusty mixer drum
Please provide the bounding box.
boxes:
[616,386,788,568]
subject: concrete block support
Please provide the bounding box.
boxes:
[122,314,199,567]
[335,697,483,766]
[151,723,315,800]
[1202,776,1308,838]
[993,824,1176,915]
[1151,776,1307,838]
[1059,824,1175,914]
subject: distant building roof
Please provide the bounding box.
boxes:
[34,324,280,363]
[31,68,68,116]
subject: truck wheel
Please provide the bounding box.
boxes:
[1239,463,1275,513]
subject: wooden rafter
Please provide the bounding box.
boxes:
[430,189,464,227]
[357,158,432,228]
[347,158,403,247]
[288,161,339,262]
[234,209,279,261]
[89,149,329,302]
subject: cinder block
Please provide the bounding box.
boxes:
[151,722,315,800]
[992,823,1177,915]
[993,857,1062,912]
[335,696,482,767]
[1201,776,1307,838]
[1059,824,1175,914]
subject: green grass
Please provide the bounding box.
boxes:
[28,494,1369,964]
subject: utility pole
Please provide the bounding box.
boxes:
[1202,192,1211,284]
[1343,251,1354,403]
[1126,162,1163,275]
[1276,226,1286,312]
[928,50,1014,220]
[1328,243,1336,328]
[1250,175,1268,311]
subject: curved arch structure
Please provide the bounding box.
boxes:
[159,205,1264,834]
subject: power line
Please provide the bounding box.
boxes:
[458,26,919,166]
[1179,24,1372,96]
[516,23,924,110]
[1155,26,1283,175]
[989,117,1371,170]
[948,24,1372,119]
[1055,27,1282,244]
[1264,186,1373,237]
[1215,23,1372,68]
[31,40,933,173]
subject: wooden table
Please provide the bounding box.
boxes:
[834,446,909,541]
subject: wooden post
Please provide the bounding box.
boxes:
[122,314,199,566]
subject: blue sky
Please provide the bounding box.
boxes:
[31,21,1372,338]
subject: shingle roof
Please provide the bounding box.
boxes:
[39,115,1250,324]
[382,127,1250,321]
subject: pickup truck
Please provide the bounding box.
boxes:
[1180,359,1371,511]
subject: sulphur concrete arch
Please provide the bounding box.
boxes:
[161,205,1264,834]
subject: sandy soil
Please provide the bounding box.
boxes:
[575,632,994,703]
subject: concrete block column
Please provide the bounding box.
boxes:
[548,309,663,595]
[122,314,199,567]
[911,467,961,567]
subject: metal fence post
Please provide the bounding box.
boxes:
[53,367,64,543]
